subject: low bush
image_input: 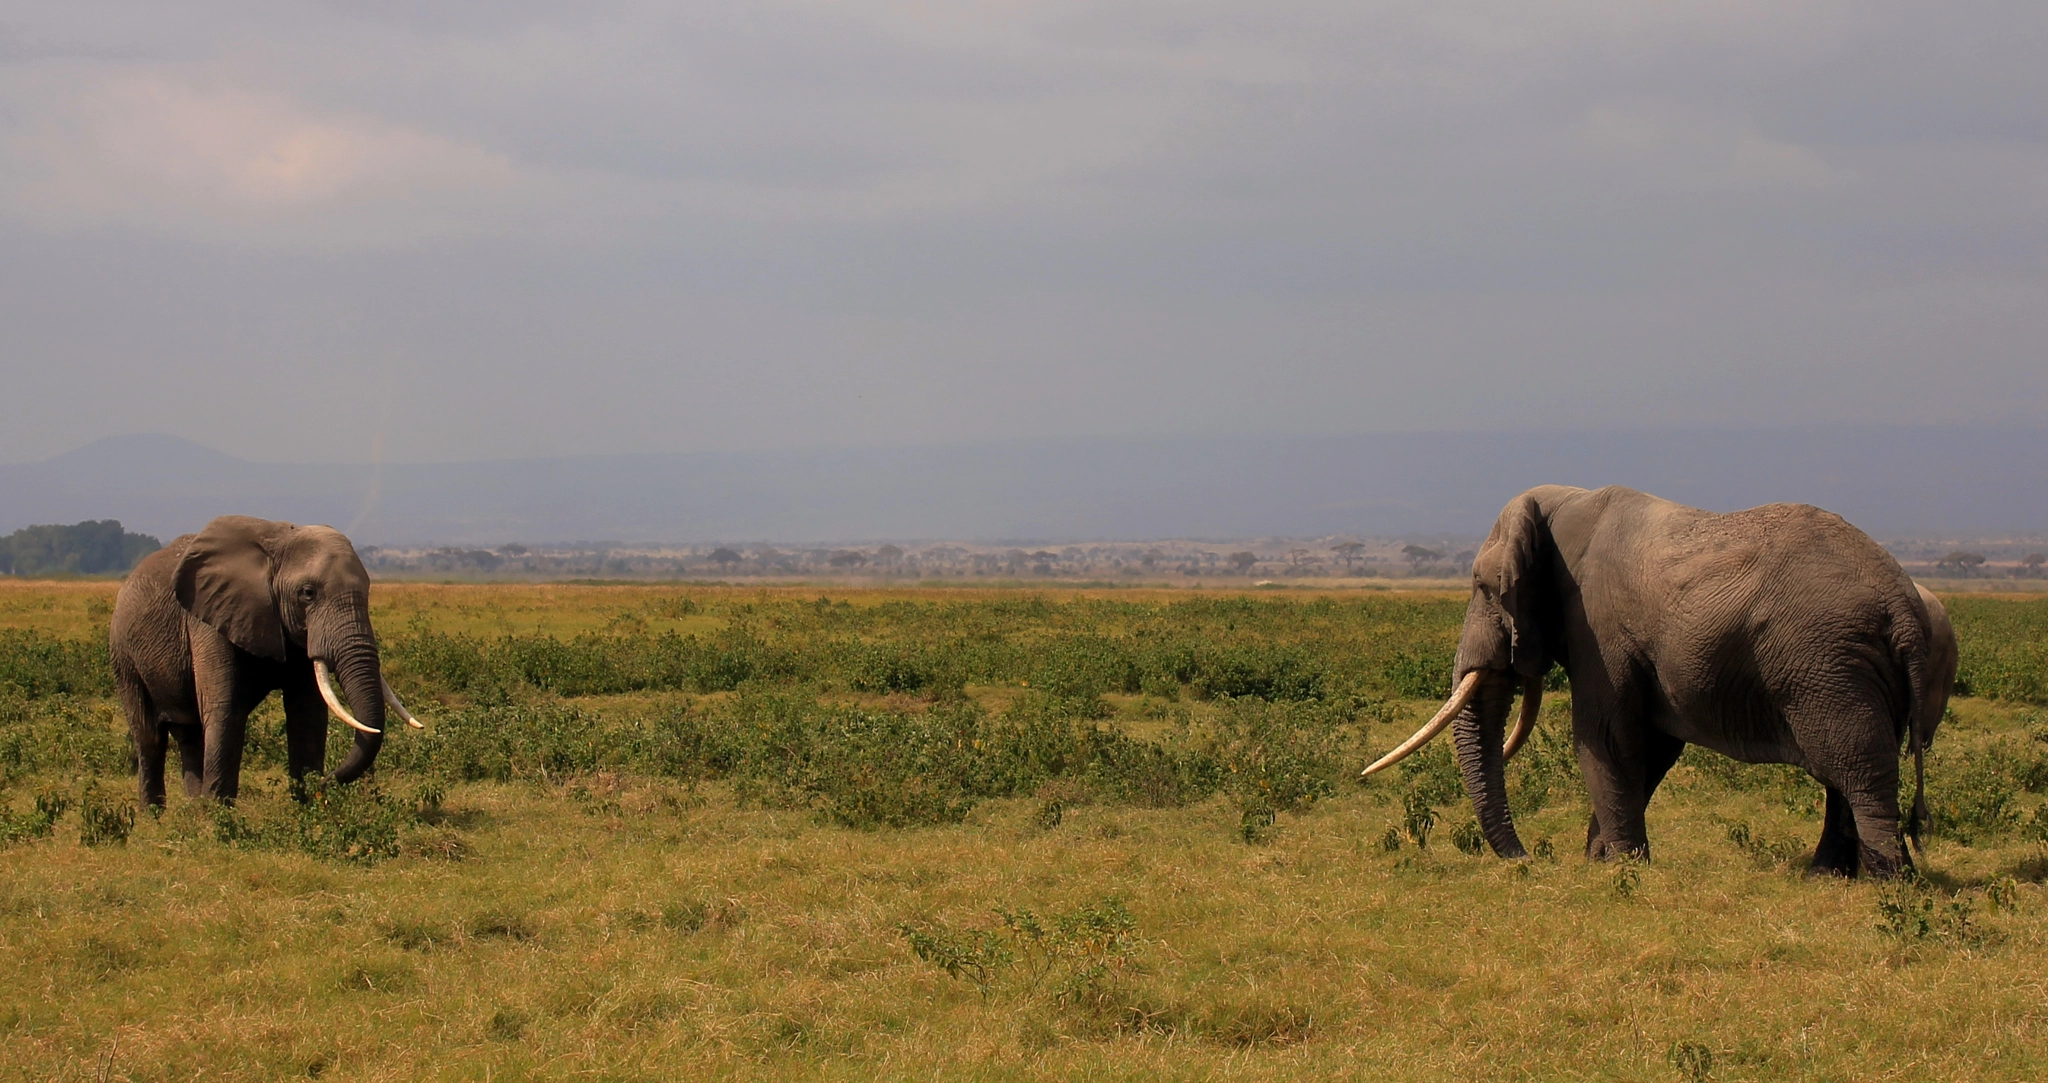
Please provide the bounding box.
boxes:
[0,690,132,785]
[75,784,134,846]
[205,781,409,864]
[1203,696,1343,812]
[902,896,1142,1015]
[0,789,67,845]
[0,630,114,699]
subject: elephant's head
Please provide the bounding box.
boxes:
[175,515,418,783]
[1363,488,1572,860]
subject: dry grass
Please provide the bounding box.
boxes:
[3,582,2046,1080]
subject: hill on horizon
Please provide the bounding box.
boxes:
[3,427,2043,547]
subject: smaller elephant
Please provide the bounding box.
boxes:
[109,516,424,806]
[1364,485,1956,878]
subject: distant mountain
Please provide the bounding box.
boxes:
[2,427,2043,545]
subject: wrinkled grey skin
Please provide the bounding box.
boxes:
[110,516,390,806]
[1451,485,1956,878]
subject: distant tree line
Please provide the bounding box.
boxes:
[0,520,162,577]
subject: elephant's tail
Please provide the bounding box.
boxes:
[1906,717,1928,854]
[1896,583,1957,854]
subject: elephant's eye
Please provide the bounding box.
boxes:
[296,584,317,601]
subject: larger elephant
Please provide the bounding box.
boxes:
[1365,485,1956,878]
[110,516,423,807]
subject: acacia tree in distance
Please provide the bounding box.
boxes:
[1401,544,1443,571]
[1228,551,1258,574]
[1331,541,1364,570]
[1939,551,1986,577]
[2020,553,2046,578]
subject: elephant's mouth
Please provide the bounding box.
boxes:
[1359,669,1542,779]
[311,659,426,735]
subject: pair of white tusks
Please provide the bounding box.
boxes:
[1359,670,1542,778]
[312,659,426,736]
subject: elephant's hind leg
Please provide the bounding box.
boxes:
[117,674,170,808]
[1808,786,1862,878]
[1794,696,1909,878]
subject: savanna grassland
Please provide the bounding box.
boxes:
[5,579,2048,1081]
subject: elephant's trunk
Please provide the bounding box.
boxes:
[1452,670,1528,859]
[325,636,388,784]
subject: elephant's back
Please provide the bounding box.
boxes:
[1660,503,1922,712]
[110,535,195,677]
[1715,503,1916,606]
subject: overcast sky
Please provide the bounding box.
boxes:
[1,1,2043,464]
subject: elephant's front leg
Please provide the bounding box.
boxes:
[190,626,250,803]
[281,674,330,793]
[201,711,251,803]
[1574,713,1658,861]
[1577,747,1650,860]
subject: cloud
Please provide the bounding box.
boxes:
[0,1,2044,465]
[1577,101,1839,192]
[0,65,554,248]
[2,1,2041,263]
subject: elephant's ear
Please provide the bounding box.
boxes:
[175,516,290,661]
[1473,492,1548,678]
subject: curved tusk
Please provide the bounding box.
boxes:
[1502,674,1542,762]
[314,659,381,735]
[382,676,426,729]
[1360,670,1484,778]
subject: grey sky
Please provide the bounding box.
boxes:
[2,1,2043,464]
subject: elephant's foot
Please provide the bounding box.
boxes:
[1583,815,1650,862]
[1807,835,1862,878]
[1857,842,1914,881]
[1585,836,1650,862]
[1804,856,1857,879]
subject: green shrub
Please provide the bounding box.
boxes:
[206,781,408,864]
[1949,598,2048,704]
[1379,648,1454,700]
[0,690,132,784]
[1083,728,1221,809]
[1238,798,1277,843]
[1506,706,1579,815]
[0,788,67,845]
[1190,644,1324,701]
[1203,696,1342,812]
[75,784,133,846]
[379,701,627,783]
[841,640,951,695]
[1926,744,2022,844]
[1398,740,1464,809]
[1876,881,1979,944]
[1402,790,1438,849]
[0,630,114,698]
[899,924,1013,999]
[1030,637,1140,700]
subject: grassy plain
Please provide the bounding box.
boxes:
[3,580,2048,1081]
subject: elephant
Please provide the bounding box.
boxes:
[1364,485,1956,879]
[109,516,424,807]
